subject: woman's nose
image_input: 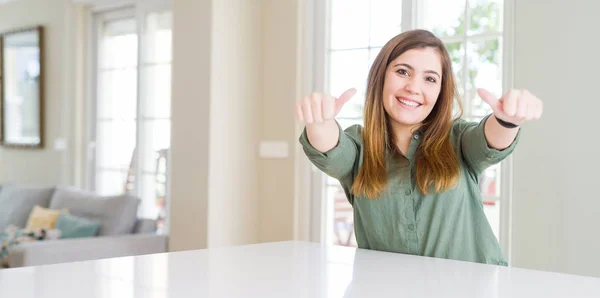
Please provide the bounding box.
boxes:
[404,78,421,95]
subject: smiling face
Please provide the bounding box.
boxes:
[382,47,443,130]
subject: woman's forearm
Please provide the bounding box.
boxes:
[306,120,340,153]
[484,115,519,150]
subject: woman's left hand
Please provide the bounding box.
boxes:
[477,88,543,126]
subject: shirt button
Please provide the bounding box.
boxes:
[405,189,411,195]
[408,224,415,231]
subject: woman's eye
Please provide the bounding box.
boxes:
[426,77,437,83]
[397,69,409,76]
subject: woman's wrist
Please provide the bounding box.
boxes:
[494,115,519,129]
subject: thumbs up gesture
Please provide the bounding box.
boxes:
[295,88,357,125]
[477,88,543,126]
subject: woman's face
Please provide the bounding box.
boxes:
[382,47,443,129]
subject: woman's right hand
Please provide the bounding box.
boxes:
[295,88,357,125]
[295,88,357,153]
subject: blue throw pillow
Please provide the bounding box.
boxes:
[55,212,100,239]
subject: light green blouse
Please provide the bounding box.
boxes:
[299,115,520,266]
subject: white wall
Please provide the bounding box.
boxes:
[170,0,264,250]
[258,0,299,243]
[207,0,261,247]
[0,0,79,186]
[512,0,600,277]
[171,0,301,249]
[169,0,212,251]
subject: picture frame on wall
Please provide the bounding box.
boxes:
[0,25,44,148]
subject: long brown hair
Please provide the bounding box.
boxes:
[352,29,463,198]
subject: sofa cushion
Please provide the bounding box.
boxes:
[0,185,55,232]
[55,211,100,239]
[49,187,140,236]
[25,205,63,232]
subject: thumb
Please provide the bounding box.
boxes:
[334,88,357,115]
[477,88,500,113]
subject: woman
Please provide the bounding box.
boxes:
[295,29,543,265]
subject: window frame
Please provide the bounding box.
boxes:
[302,0,515,260]
[87,6,137,192]
[86,0,173,224]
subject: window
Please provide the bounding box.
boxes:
[93,10,138,198]
[419,0,505,239]
[321,0,508,247]
[325,0,405,247]
[90,3,172,233]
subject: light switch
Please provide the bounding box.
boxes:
[54,138,67,151]
[259,141,289,159]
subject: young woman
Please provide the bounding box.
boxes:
[296,29,542,265]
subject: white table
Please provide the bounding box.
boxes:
[0,241,599,297]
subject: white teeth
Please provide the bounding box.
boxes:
[398,98,420,107]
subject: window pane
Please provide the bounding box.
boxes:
[444,42,466,104]
[139,173,161,218]
[96,120,137,170]
[141,64,171,118]
[330,0,370,49]
[96,170,128,196]
[369,0,402,47]
[98,69,137,119]
[326,175,341,187]
[369,47,382,66]
[100,18,137,69]
[95,15,138,184]
[328,184,356,247]
[446,42,465,80]
[466,38,502,120]
[483,200,500,241]
[336,118,363,130]
[329,49,369,118]
[154,149,169,234]
[480,163,501,197]
[143,11,172,64]
[468,0,503,35]
[420,0,466,37]
[140,119,171,172]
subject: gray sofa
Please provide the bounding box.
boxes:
[0,184,168,268]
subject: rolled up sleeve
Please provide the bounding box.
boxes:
[459,114,521,178]
[298,121,361,181]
